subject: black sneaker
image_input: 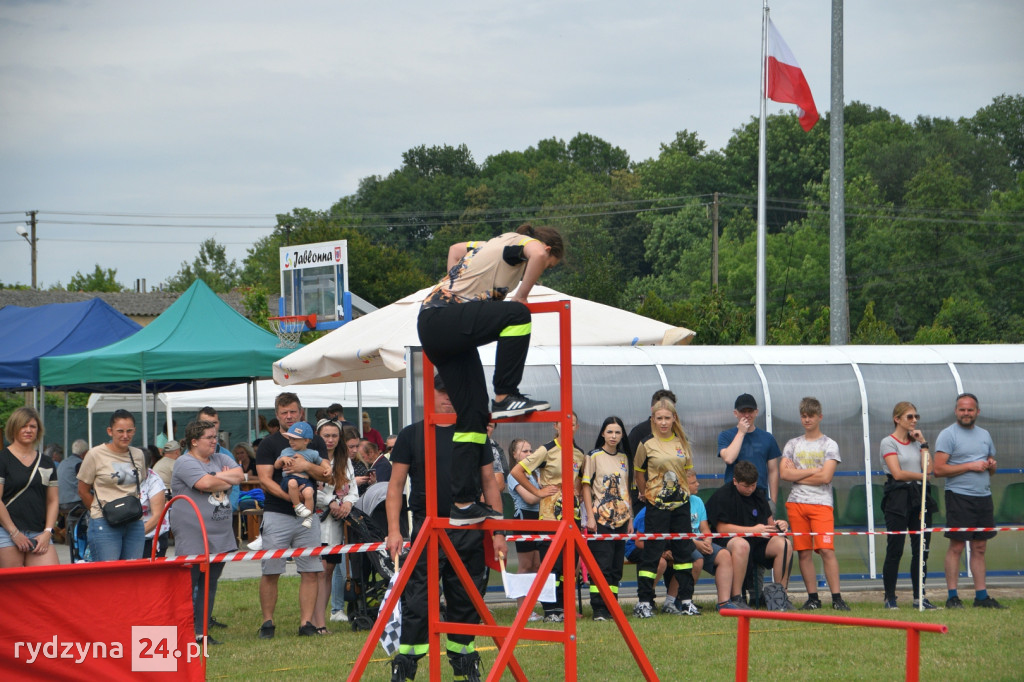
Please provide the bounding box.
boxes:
[945,596,964,609]
[258,620,275,639]
[196,634,221,646]
[449,502,503,526]
[298,621,318,636]
[491,393,550,419]
[800,597,823,611]
[209,616,228,629]
[592,608,611,621]
[913,598,938,610]
[832,597,851,612]
[973,596,1007,609]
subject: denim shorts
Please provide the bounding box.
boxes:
[0,527,47,550]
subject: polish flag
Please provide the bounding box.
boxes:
[766,19,819,131]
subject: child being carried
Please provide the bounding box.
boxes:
[277,421,330,528]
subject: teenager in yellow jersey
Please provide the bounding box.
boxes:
[418,224,564,526]
[632,398,695,618]
[509,414,584,621]
[582,416,634,621]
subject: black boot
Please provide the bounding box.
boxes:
[391,654,418,681]
[449,651,481,682]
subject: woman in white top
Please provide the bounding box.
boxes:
[313,419,360,632]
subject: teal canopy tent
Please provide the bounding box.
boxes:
[39,280,292,393]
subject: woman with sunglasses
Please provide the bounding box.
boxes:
[879,402,937,610]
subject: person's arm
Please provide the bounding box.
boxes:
[283,454,330,482]
[385,462,410,559]
[767,458,779,504]
[480,463,508,561]
[720,421,753,464]
[144,488,166,535]
[509,239,553,304]
[31,485,59,553]
[932,450,989,478]
[581,482,596,531]
[510,462,545,499]
[510,476,543,505]
[447,242,471,270]
[797,459,838,487]
[257,463,290,501]
[694,519,714,554]
[779,455,820,482]
[77,480,94,510]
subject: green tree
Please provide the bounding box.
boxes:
[165,238,240,293]
[931,296,997,344]
[852,301,899,344]
[962,93,1024,171]
[68,264,124,292]
[911,324,956,344]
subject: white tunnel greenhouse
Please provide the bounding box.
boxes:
[408,344,1023,579]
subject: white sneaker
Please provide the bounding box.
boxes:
[294,503,312,518]
[330,610,349,622]
[301,516,313,528]
[527,612,542,622]
[247,535,263,551]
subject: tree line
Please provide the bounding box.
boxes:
[75,94,1024,345]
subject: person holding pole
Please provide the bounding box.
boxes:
[934,392,1004,609]
[879,402,937,610]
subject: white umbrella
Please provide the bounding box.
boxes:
[273,285,694,385]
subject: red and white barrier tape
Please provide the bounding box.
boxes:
[153,526,1022,564]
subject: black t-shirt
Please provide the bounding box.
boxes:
[706,482,773,547]
[255,431,328,515]
[0,448,57,532]
[390,421,492,519]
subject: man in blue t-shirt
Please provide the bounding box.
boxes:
[718,393,782,508]
[934,392,1004,609]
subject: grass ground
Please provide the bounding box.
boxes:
[205,577,1019,681]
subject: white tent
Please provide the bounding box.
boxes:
[86,378,400,444]
[272,285,694,385]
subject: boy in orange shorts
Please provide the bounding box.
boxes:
[780,397,849,611]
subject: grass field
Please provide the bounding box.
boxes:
[204,577,1019,681]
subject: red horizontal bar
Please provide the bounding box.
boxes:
[719,610,948,634]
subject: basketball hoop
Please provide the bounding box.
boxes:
[268,314,316,348]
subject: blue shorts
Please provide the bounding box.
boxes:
[0,527,47,550]
[281,473,315,495]
[691,542,725,575]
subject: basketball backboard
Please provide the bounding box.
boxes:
[278,240,350,330]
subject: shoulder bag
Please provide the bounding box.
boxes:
[95,448,144,526]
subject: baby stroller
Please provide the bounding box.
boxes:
[342,484,408,631]
[65,503,91,563]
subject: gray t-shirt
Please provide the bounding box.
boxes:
[935,423,995,497]
[57,454,83,506]
[879,435,924,476]
[782,434,841,506]
[170,452,240,554]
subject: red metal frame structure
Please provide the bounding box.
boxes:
[153,494,211,679]
[720,610,947,682]
[347,299,657,681]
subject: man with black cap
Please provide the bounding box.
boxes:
[385,374,507,682]
[718,393,782,508]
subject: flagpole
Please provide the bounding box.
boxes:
[756,0,769,345]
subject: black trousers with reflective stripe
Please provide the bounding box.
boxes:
[636,502,694,605]
[400,521,485,651]
[418,301,531,503]
[589,522,626,611]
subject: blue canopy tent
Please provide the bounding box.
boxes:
[0,298,141,390]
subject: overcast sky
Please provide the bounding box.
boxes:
[1,0,1021,291]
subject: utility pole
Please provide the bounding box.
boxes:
[711,192,720,290]
[16,210,38,289]
[829,0,849,343]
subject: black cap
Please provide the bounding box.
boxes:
[433,374,447,392]
[734,393,758,411]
